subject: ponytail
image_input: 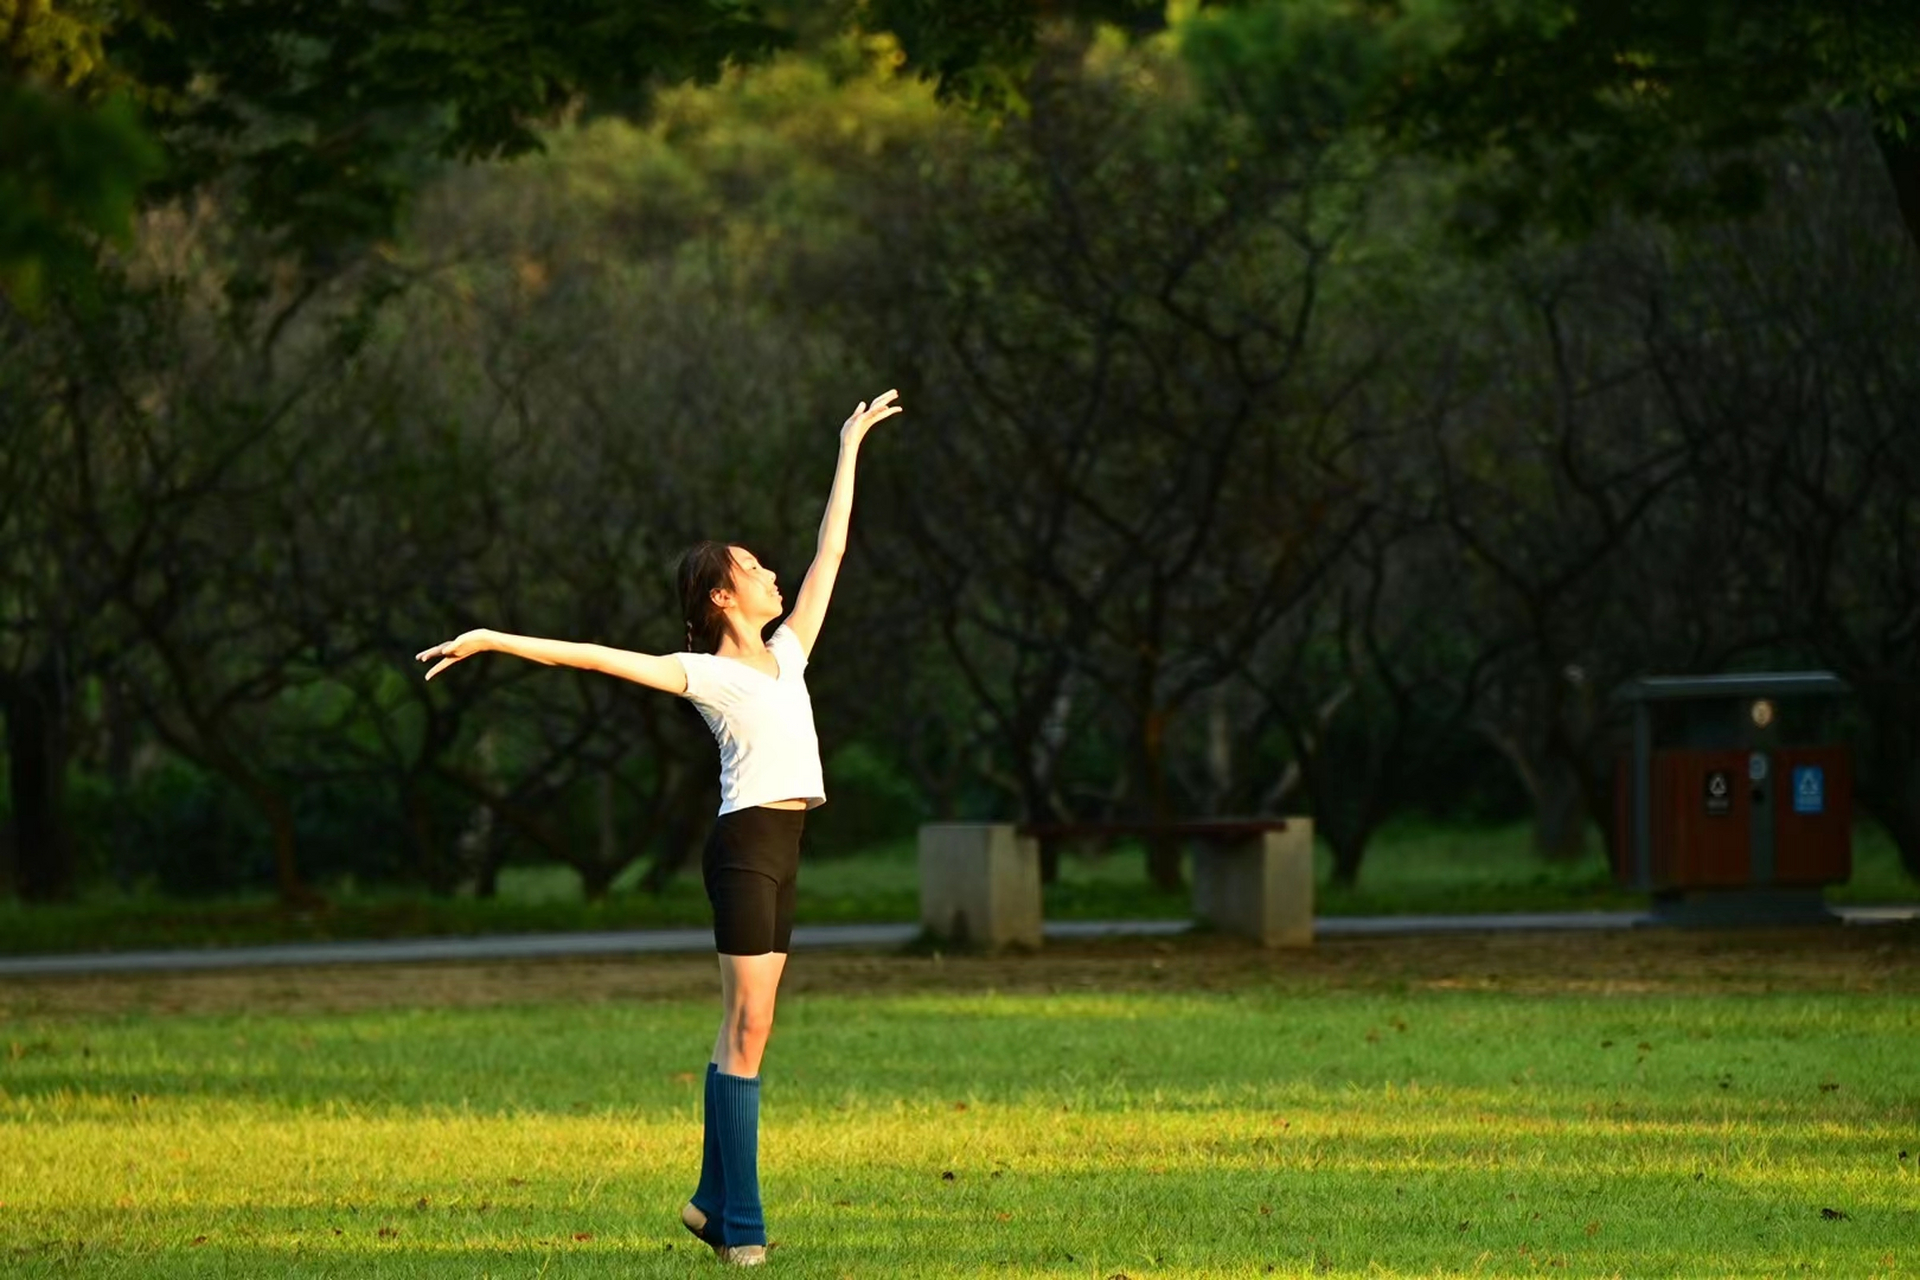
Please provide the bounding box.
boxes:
[676,540,739,656]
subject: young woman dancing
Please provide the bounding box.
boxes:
[418,390,902,1266]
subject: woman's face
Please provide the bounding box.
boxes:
[722,545,783,623]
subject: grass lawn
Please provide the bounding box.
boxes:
[2,928,1916,1277]
[1,821,1913,957]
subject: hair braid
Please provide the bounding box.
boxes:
[676,540,739,656]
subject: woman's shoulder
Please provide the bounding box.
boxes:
[676,649,742,705]
[769,623,808,665]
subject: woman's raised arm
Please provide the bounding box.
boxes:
[784,390,902,655]
[417,629,688,694]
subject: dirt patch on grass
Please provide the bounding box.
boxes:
[2,923,1915,1019]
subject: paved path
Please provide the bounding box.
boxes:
[0,905,1913,978]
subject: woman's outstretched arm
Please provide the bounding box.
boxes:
[417,629,688,693]
[785,389,902,655]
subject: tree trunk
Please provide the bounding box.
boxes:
[645,805,698,898]
[1143,832,1182,894]
[1204,687,1232,813]
[1859,707,1920,882]
[579,860,618,902]
[1327,825,1368,889]
[101,679,140,893]
[1481,721,1589,862]
[580,771,619,903]
[1874,124,1920,260]
[227,766,318,909]
[1018,770,1062,885]
[473,829,504,899]
[1530,760,1589,862]
[4,662,75,902]
[1867,778,1920,882]
[1298,734,1378,889]
[404,781,458,897]
[263,790,317,908]
[466,731,504,897]
[1139,707,1183,893]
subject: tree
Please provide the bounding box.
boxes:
[0,312,84,898]
[1,0,787,297]
[368,99,905,896]
[1623,120,1920,877]
[871,1,1920,255]
[1421,243,1730,863]
[0,86,160,311]
[1365,0,1920,252]
[842,25,1378,888]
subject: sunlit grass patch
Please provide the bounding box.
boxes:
[3,986,1914,1276]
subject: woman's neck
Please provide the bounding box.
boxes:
[715,620,770,658]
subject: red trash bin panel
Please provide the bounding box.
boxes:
[1654,749,1752,889]
[1772,746,1853,886]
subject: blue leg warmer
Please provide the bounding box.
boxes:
[711,1070,765,1247]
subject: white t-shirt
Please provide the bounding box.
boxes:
[674,624,826,815]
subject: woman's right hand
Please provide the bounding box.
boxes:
[416,629,495,681]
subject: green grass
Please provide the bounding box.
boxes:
[2,821,1912,957]
[2,977,1914,1277]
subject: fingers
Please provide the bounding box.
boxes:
[418,639,462,681]
[850,390,902,429]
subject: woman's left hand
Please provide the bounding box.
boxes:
[841,389,902,444]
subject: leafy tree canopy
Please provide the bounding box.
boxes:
[10,0,1919,307]
[870,0,1920,251]
[1,0,787,299]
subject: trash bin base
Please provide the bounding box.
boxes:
[1644,888,1838,928]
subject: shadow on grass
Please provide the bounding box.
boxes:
[5,989,1917,1128]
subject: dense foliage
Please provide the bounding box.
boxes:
[4,11,1918,904]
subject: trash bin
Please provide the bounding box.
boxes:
[1612,672,1852,924]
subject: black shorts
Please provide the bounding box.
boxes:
[703,806,806,955]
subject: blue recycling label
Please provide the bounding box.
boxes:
[1792,766,1825,815]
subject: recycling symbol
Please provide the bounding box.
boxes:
[1791,765,1826,814]
[1704,768,1734,815]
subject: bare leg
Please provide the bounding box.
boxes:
[686,949,788,1231]
[688,950,787,1259]
[712,950,789,1076]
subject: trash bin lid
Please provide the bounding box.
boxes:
[1611,671,1850,704]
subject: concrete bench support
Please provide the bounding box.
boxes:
[1190,819,1314,947]
[917,823,1042,950]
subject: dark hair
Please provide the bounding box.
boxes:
[677,540,740,654]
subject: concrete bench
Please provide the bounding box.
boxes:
[916,819,1314,949]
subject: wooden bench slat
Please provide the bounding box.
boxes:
[1017,820,1290,842]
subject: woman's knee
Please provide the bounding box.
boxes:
[728,1000,776,1047]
